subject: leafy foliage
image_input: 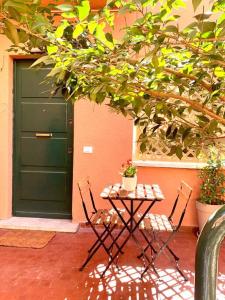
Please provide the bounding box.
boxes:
[1,0,225,158]
[199,156,225,205]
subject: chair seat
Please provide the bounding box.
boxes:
[91,208,125,226]
[139,213,174,232]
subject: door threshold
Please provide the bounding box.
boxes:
[0,217,79,233]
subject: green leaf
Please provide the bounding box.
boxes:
[46,67,62,78]
[214,67,225,78]
[175,147,183,159]
[197,115,209,123]
[172,0,186,10]
[56,4,73,12]
[30,56,53,68]
[47,45,58,55]
[88,21,98,34]
[152,55,159,68]
[4,0,31,13]
[165,25,178,33]
[55,21,69,38]
[7,7,21,21]
[208,120,218,133]
[77,0,90,21]
[105,32,113,43]
[31,14,51,32]
[140,142,147,153]
[73,24,85,38]
[103,7,114,26]
[18,31,28,43]
[4,20,19,45]
[192,0,202,12]
[142,0,156,8]
[194,12,212,21]
[218,26,225,37]
[199,21,216,33]
[217,13,225,26]
[168,146,177,156]
[95,23,114,50]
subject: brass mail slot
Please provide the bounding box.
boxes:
[35,133,53,137]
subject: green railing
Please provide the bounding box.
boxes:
[195,205,225,300]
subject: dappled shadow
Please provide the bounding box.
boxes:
[75,260,225,299]
[73,229,225,299]
[76,263,195,300]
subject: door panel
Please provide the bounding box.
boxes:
[21,69,59,98]
[21,138,67,167]
[20,172,67,201]
[13,60,73,218]
[21,103,67,132]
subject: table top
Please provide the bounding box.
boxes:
[100,183,164,201]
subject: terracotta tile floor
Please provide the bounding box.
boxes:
[0,228,224,300]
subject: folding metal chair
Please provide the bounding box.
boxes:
[78,179,124,271]
[139,181,193,280]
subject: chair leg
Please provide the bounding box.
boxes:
[87,223,123,256]
[155,236,187,281]
[137,244,149,259]
[137,230,157,259]
[100,230,131,278]
[141,231,188,281]
[141,261,160,279]
[175,260,188,281]
[103,223,124,255]
[137,240,157,259]
[79,223,114,271]
[160,238,180,261]
[87,226,109,253]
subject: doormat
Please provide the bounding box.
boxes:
[0,229,56,249]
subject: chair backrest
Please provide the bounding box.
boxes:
[77,178,97,222]
[168,181,193,230]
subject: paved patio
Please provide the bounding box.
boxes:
[0,228,224,300]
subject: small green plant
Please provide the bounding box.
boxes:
[121,160,137,178]
[199,158,225,205]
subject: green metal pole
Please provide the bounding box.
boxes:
[195,205,225,300]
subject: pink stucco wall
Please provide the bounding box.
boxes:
[72,100,133,222]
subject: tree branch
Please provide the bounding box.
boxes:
[164,68,225,103]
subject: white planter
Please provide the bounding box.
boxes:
[196,201,224,232]
[122,175,137,191]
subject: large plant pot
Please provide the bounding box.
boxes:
[196,201,224,232]
[122,176,137,191]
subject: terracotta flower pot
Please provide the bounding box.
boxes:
[90,0,107,9]
[122,175,137,191]
[196,201,225,232]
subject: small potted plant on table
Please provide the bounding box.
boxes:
[121,160,137,191]
[196,157,225,232]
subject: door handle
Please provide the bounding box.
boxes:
[35,133,53,137]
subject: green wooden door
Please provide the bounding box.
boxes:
[13,60,73,219]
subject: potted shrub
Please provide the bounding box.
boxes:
[121,160,137,191]
[196,157,225,232]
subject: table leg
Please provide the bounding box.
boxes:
[100,200,156,278]
[129,200,160,277]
